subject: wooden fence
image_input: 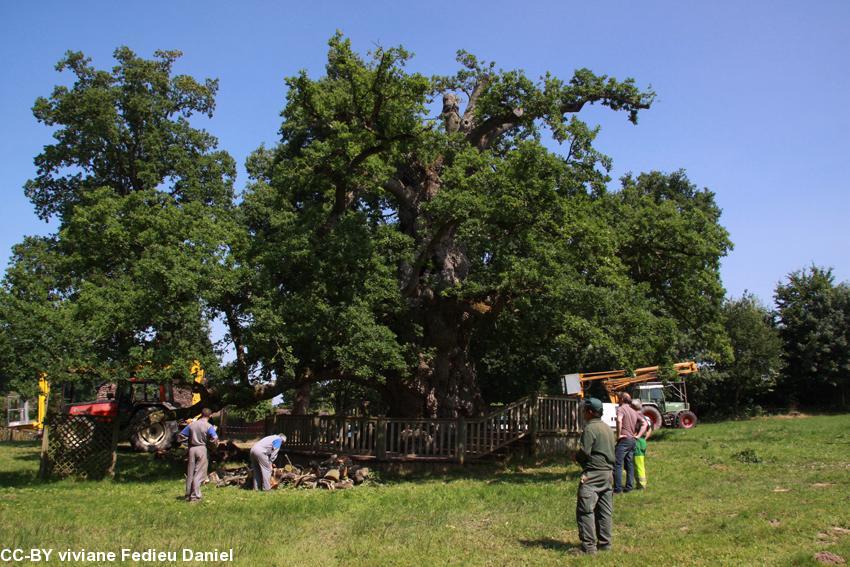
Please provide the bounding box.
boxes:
[39,414,118,479]
[0,426,41,442]
[266,395,581,462]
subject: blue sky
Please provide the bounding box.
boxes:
[1,0,848,305]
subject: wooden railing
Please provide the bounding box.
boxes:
[267,394,580,462]
[536,395,583,434]
[464,396,534,459]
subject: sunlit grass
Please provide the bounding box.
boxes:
[0,415,848,565]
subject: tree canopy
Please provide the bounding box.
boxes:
[1,47,236,392]
[1,36,734,416]
[774,266,850,407]
[688,293,783,417]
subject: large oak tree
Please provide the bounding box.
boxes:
[235,35,730,416]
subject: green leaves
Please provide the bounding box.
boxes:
[775,266,850,405]
[25,47,227,222]
[3,36,733,416]
[3,47,235,389]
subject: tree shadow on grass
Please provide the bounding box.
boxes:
[519,537,581,553]
[0,470,39,487]
[113,450,186,483]
[113,448,250,483]
[1,440,42,461]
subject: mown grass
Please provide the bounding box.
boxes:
[0,415,848,566]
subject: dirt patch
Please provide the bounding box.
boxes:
[814,551,845,565]
[832,527,850,536]
[769,519,781,527]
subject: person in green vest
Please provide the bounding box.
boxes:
[574,397,616,554]
[631,398,652,489]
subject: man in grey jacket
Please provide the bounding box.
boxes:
[178,408,219,502]
[250,433,287,491]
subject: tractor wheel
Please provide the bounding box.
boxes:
[642,406,663,430]
[677,410,698,429]
[129,407,177,452]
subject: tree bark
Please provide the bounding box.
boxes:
[292,379,312,415]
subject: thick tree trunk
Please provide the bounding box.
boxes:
[385,297,486,418]
[292,378,312,415]
[420,299,486,418]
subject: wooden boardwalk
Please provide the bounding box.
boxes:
[263,395,581,463]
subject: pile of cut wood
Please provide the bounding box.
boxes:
[208,454,371,490]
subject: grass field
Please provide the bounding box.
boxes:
[1,415,849,566]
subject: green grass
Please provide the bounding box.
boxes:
[1,415,849,566]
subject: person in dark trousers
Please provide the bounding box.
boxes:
[250,433,287,491]
[178,408,218,502]
[575,397,616,554]
[614,392,644,493]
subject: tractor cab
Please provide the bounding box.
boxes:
[634,381,689,413]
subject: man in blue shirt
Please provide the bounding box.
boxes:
[178,408,218,502]
[250,433,287,491]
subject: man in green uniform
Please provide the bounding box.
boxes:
[575,397,616,554]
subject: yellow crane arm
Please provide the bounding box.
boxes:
[578,361,698,402]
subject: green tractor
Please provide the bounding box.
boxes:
[633,381,698,430]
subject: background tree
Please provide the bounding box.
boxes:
[774,266,850,408]
[2,48,237,392]
[689,293,782,417]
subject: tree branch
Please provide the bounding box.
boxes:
[466,108,525,149]
[461,76,489,132]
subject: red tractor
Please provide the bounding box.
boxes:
[58,379,198,452]
[33,363,205,452]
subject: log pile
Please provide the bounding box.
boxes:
[208,454,372,490]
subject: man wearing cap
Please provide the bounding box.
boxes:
[177,408,219,502]
[575,397,616,554]
[250,433,287,491]
[614,392,642,494]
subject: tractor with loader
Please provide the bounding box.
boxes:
[562,361,699,430]
[5,362,206,452]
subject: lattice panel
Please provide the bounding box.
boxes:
[44,414,116,479]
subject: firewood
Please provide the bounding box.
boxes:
[324,468,341,481]
[352,467,370,484]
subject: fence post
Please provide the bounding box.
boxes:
[456,417,466,465]
[38,423,51,480]
[107,415,121,478]
[312,415,321,449]
[529,392,539,457]
[375,418,387,460]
